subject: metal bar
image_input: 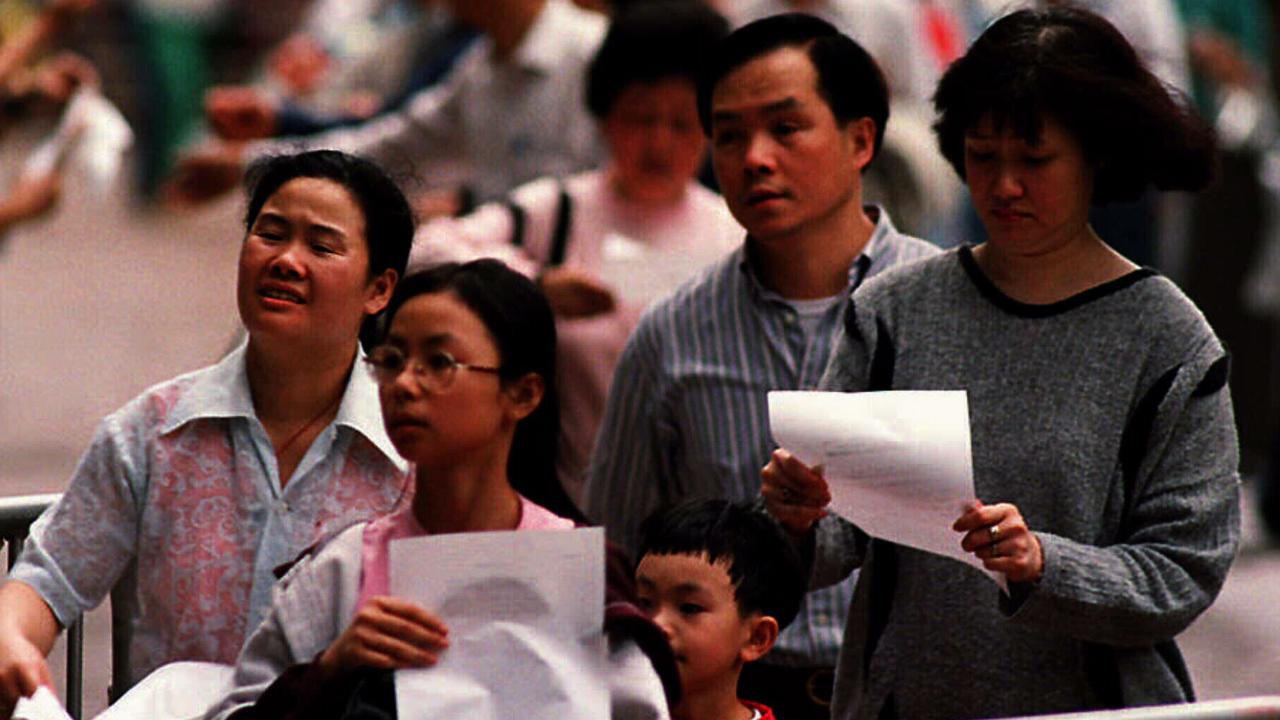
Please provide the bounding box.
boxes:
[65,620,83,720]
[1,493,59,570]
[1003,697,1280,720]
[1,494,83,717]
[0,493,62,537]
[6,534,22,569]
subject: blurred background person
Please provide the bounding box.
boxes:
[202,0,480,143]
[0,172,59,245]
[0,0,96,94]
[0,0,97,246]
[165,0,608,221]
[411,0,741,508]
[1173,0,1280,542]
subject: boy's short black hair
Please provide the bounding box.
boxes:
[638,498,804,629]
[695,12,889,160]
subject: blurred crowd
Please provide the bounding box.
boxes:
[2,0,1280,535]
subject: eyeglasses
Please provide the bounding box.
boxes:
[364,345,501,392]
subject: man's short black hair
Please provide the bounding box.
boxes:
[638,498,805,629]
[695,12,889,160]
[586,0,729,119]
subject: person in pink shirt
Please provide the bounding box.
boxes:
[207,259,675,719]
[410,1,744,505]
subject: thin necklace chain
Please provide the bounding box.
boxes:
[276,390,343,458]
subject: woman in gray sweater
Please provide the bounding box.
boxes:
[761,7,1239,719]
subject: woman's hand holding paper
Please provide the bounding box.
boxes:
[953,501,1044,584]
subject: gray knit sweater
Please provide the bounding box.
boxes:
[812,247,1241,719]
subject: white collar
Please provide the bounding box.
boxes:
[161,338,404,469]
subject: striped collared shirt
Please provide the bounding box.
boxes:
[586,206,939,666]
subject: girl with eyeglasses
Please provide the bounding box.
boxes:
[206,259,675,719]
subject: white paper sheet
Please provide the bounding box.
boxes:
[769,390,1004,588]
[23,88,133,192]
[12,687,72,720]
[90,661,234,720]
[390,527,608,720]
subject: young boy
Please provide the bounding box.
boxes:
[635,499,806,720]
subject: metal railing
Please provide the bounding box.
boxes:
[1004,697,1280,719]
[0,493,84,720]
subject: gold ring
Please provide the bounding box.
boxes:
[988,524,1000,542]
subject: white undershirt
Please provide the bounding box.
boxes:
[785,293,846,343]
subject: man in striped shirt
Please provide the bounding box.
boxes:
[584,14,938,719]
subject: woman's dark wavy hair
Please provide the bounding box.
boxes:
[585,0,729,119]
[243,150,413,279]
[933,6,1216,204]
[376,259,585,523]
